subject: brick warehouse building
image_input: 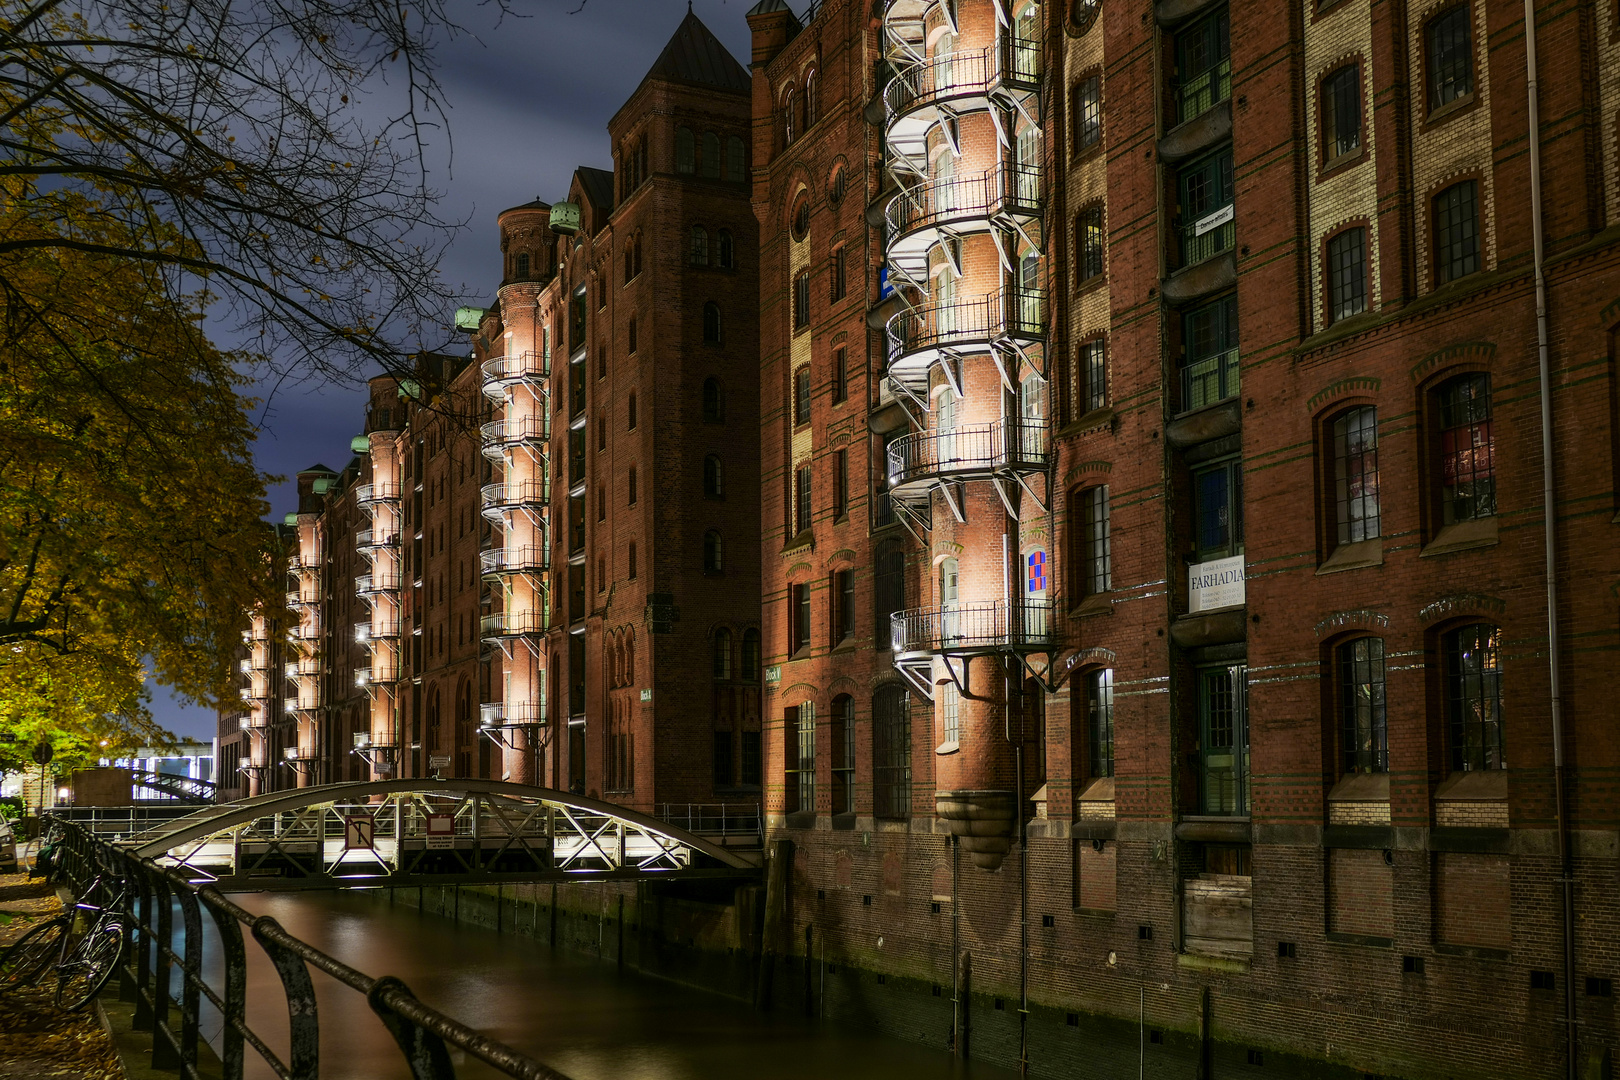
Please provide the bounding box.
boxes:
[224,10,765,815]
[751,0,1620,1078]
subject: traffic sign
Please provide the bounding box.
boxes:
[31,742,53,766]
[344,814,375,850]
[424,814,454,850]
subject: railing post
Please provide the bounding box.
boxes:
[251,915,320,1080]
[200,890,247,1080]
[131,862,156,1029]
[150,871,179,1069]
[367,976,458,1080]
[174,883,205,1073]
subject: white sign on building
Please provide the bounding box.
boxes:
[1189,555,1246,614]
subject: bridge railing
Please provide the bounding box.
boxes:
[52,818,578,1080]
[654,802,762,843]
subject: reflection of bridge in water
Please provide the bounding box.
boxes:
[117,779,761,892]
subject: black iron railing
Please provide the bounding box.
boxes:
[891,598,1053,656]
[885,286,1045,362]
[887,417,1049,488]
[885,163,1043,237]
[884,48,995,119]
[49,819,578,1080]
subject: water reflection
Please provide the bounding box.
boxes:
[220,891,1018,1080]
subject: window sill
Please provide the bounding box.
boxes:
[1316,536,1382,575]
[781,531,815,555]
[830,639,857,655]
[1057,407,1114,440]
[1420,516,1498,558]
[1176,951,1250,973]
[1434,942,1509,963]
[1422,92,1479,131]
[830,812,857,831]
[1316,146,1367,182]
[1068,594,1113,619]
[1324,931,1393,949]
[935,740,960,756]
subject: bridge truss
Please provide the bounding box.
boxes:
[121,779,758,892]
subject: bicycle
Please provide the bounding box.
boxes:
[0,870,128,1012]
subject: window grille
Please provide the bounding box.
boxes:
[1338,637,1387,773]
[1426,6,1474,110]
[1327,228,1367,322]
[1446,624,1502,771]
[1073,75,1102,154]
[1437,373,1494,524]
[1332,406,1379,544]
[872,686,911,819]
[1087,669,1114,778]
[1434,181,1480,284]
[1322,66,1361,161]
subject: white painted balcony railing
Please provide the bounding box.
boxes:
[479,351,549,398]
[479,702,548,727]
[479,545,550,576]
[479,611,549,640]
[355,482,401,506]
[891,599,1053,658]
[884,163,1042,238]
[884,287,1045,366]
[886,418,1049,490]
[480,481,548,514]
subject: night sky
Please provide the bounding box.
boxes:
[156,0,759,742]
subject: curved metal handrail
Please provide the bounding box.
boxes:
[355,482,401,506]
[479,350,549,392]
[885,286,1046,364]
[885,47,995,121]
[355,572,403,596]
[891,599,1053,657]
[480,545,550,576]
[480,415,551,452]
[887,418,1049,489]
[480,610,548,639]
[480,480,548,513]
[885,163,1043,238]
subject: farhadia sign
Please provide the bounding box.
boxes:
[1188,555,1246,614]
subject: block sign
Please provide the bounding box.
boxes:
[1188,555,1246,614]
[344,814,376,850]
[424,814,454,850]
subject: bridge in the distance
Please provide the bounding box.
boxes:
[113,779,761,892]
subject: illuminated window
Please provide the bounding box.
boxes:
[1445,624,1502,771]
[1436,374,1494,524]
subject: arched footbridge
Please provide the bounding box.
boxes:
[116,779,761,892]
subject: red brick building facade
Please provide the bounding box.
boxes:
[751,0,1620,1077]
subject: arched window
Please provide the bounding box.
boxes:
[675,126,696,174]
[717,229,734,269]
[624,242,634,283]
[704,454,724,498]
[831,692,853,814]
[725,135,745,181]
[703,301,722,343]
[803,69,818,127]
[872,685,911,819]
[633,236,643,278]
[713,628,733,680]
[1445,623,1502,772]
[703,530,724,572]
[691,225,709,265]
[627,466,638,505]
[702,377,724,422]
[627,392,638,429]
[783,88,797,145]
[741,628,760,681]
[702,131,721,178]
[515,252,530,278]
[873,538,906,645]
[627,316,637,354]
[1337,637,1386,774]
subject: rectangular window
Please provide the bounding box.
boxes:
[713,730,734,788]
[569,357,587,419]
[740,730,761,787]
[793,366,811,426]
[832,450,848,519]
[1446,624,1503,771]
[1426,5,1474,111]
[795,464,813,535]
[1197,664,1248,815]
[1077,339,1107,416]
[1434,181,1480,284]
[1192,457,1244,561]
[569,288,587,353]
[830,248,846,302]
[831,347,847,403]
[1181,294,1239,411]
[872,688,911,819]
[1327,228,1367,323]
[1076,206,1104,282]
[1321,65,1362,163]
[1087,669,1114,778]
[1438,373,1495,524]
[1178,147,1234,267]
[940,681,960,747]
[831,698,854,815]
[1071,74,1102,155]
[568,494,586,554]
[790,702,816,813]
[1338,637,1387,774]
[794,272,810,330]
[830,568,854,644]
[1174,8,1231,123]
[1332,406,1380,544]
[1075,486,1111,598]
[791,583,811,654]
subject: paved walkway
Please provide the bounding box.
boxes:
[0,871,122,1080]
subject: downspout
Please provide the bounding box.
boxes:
[1520,5,1576,1077]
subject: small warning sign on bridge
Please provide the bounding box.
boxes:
[344,814,375,850]
[425,814,454,849]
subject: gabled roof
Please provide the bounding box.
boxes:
[575,167,615,214]
[641,9,749,95]
[498,197,550,216]
[299,463,337,476]
[746,0,794,14]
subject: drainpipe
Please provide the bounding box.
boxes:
[1520,5,1575,1077]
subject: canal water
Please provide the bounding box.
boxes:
[222,891,1021,1080]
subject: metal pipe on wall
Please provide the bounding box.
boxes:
[1519,4,1576,1076]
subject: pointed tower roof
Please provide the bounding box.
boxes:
[641,8,750,95]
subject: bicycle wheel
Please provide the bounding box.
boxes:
[0,917,68,994]
[55,920,124,1013]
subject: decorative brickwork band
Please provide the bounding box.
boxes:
[1306,376,1381,413]
[1417,593,1507,625]
[1313,609,1390,639]
[1061,458,1112,488]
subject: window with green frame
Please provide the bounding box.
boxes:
[1173,8,1230,124]
[1197,663,1248,815]
[1191,457,1244,562]
[1180,295,1239,411]
[1177,146,1233,268]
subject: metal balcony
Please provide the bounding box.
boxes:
[355,572,403,598]
[286,657,322,680]
[480,415,551,463]
[883,164,1042,282]
[886,419,1049,496]
[480,480,548,523]
[479,351,549,402]
[480,544,550,578]
[356,528,401,553]
[884,287,1045,383]
[480,610,548,643]
[479,702,548,729]
[891,599,1053,662]
[355,482,401,507]
[354,619,401,643]
[355,661,399,688]
[883,42,1040,170]
[238,658,253,675]
[1181,349,1240,413]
